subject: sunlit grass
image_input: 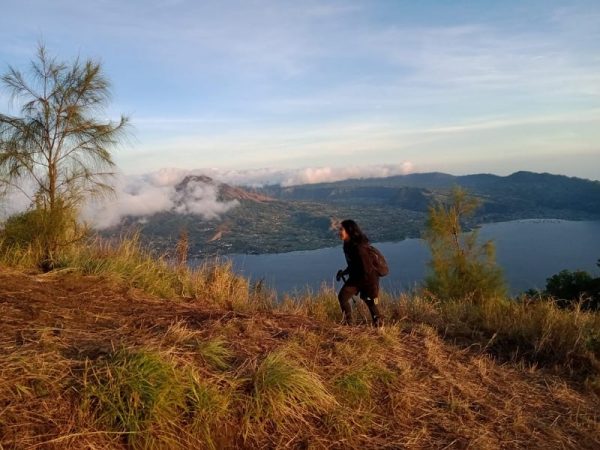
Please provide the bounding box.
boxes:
[279,283,341,322]
[3,230,599,375]
[0,237,40,268]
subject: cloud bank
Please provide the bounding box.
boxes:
[173,161,415,187]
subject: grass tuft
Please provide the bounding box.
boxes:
[335,369,372,404]
[244,350,337,438]
[280,284,341,322]
[81,349,188,448]
[195,338,234,371]
[186,372,233,450]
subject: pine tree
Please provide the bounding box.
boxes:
[0,44,129,268]
[423,186,506,302]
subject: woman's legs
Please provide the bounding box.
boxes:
[339,283,383,326]
[338,283,359,324]
[360,283,383,327]
[363,298,383,327]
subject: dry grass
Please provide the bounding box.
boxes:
[282,284,600,379]
[419,296,600,375]
[2,232,600,449]
[59,236,251,306]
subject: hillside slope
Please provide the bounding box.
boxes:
[1,268,599,449]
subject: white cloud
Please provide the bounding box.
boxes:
[172,180,238,218]
[145,168,189,187]
[416,110,600,135]
[135,162,416,187]
[82,172,239,229]
[278,162,415,186]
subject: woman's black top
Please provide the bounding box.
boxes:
[343,241,378,286]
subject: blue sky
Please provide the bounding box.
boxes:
[1,0,599,182]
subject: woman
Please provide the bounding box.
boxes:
[336,219,383,326]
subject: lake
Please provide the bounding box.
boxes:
[217,220,600,296]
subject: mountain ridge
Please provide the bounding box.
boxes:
[105,171,600,257]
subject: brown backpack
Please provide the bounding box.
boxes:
[368,245,389,277]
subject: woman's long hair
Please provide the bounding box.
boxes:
[341,219,369,245]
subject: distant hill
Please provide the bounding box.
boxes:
[105,171,600,257]
[257,184,433,211]
[257,171,600,219]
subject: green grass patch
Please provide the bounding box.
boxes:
[335,363,396,406]
[186,372,232,450]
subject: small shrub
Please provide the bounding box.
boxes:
[544,269,600,311]
[0,202,84,270]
